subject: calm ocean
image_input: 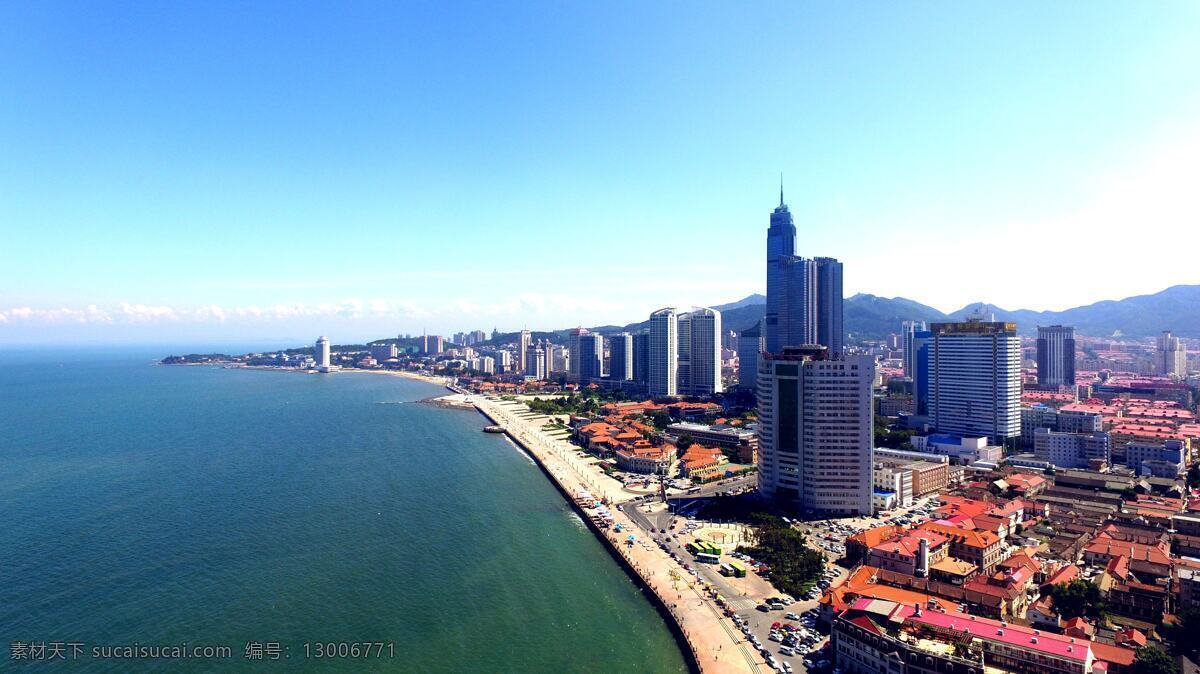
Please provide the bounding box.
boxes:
[0,349,686,672]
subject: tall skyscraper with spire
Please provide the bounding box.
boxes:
[765,179,797,353]
[764,182,844,356]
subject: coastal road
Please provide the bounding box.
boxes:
[476,396,768,673]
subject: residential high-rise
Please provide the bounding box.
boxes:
[370,342,398,360]
[524,342,545,379]
[1158,331,1187,379]
[550,344,568,374]
[578,333,604,383]
[544,343,557,378]
[517,330,532,373]
[737,321,764,388]
[814,257,844,356]
[678,307,723,395]
[901,320,927,378]
[757,346,874,515]
[929,320,1021,446]
[1036,325,1076,387]
[676,312,692,393]
[422,333,443,355]
[495,350,512,373]
[632,332,650,385]
[608,333,633,381]
[648,308,679,397]
[566,328,588,382]
[316,336,331,368]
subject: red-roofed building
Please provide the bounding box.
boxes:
[1042,563,1080,590]
[833,598,1095,674]
[920,521,1005,573]
[679,444,727,482]
[1090,643,1135,674]
[867,530,949,576]
[1084,537,1171,579]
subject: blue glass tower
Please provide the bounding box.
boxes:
[764,181,843,355]
[765,183,796,353]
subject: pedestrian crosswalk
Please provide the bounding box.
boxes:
[727,596,759,611]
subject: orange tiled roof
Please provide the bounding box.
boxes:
[847,525,904,550]
[919,522,1000,549]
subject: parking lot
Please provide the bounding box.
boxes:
[624,487,941,672]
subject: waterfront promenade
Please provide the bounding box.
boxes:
[473,395,766,674]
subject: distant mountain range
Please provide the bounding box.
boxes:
[509,284,1200,344]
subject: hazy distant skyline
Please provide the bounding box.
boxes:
[3,3,1199,344]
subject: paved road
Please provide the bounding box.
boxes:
[618,483,943,673]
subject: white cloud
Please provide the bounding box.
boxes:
[118,303,177,322]
[0,305,114,324]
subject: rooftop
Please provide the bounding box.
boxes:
[847,598,1092,663]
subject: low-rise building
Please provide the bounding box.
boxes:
[873,464,914,507]
[679,444,728,482]
[876,450,950,497]
[614,445,673,474]
[1033,428,1112,469]
[867,530,949,576]
[1126,438,1186,477]
[833,598,1095,674]
[919,522,1005,573]
[665,421,758,464]
[911,434,1004,464]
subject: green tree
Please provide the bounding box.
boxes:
[1162,607,1200,659]
[737,514,826,598]
[1131,646,1179,674]
[1047,580,1104,620]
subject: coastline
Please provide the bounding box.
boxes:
[472,395,766,674]
[181,362,454,389]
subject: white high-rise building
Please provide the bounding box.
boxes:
[901,320,927,378]
[517,330,532,374]
[495,350,512,373]
[316,336,331,369]
[757,346,874,515]
[478,356,495,375]
[930,320,1021,445]
[1158,331,1187,379]
[648,308,679,397]
[524,342,545,380]
[539,340,554,379]
[550,344,568,374]
[678,307,723,395]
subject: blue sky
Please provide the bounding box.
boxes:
[2,2,1199,345]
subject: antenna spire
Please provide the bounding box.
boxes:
[779,173,784,206]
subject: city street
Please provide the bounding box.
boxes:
[620,488,846,673]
